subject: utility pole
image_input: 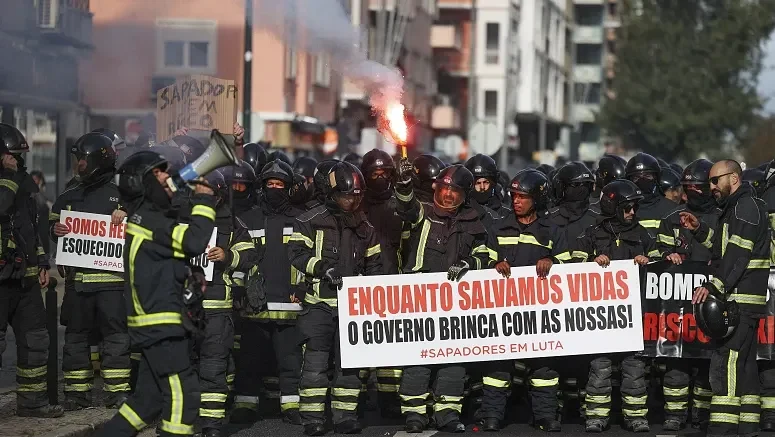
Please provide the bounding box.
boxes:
[568,1,580,161]
[242,0,253,141]
[467,0,478,158]
[538,0,549,153]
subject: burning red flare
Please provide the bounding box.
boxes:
[378,102,408,149]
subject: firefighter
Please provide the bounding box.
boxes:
[482,169,571,432]
[625,152,679,246]
[759,160,775,431]
[572,179,658,433]
[98,150,215,436]
[343,152,363,168]
[410,154,446,203]
[268,150,292,166]
[394,161,495,433]
[242,143,269,178]
[195,170,256,437]
[680,159,768,437]
[465,154,510,219]
[742,168,766,198]
[655,159,719,431]
[549,161,600,237]
[291,157,318,206]
[592,155,627,207]
[288,161,383,436]
[50,132,131,410]
[359,149,404,417]
[305,159,340,210]
[231,160,304,425]
[0,124,63,418]
[660,167,683,204]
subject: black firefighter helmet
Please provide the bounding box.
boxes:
[412,154,446,193]
[91,128,126,151]
[432,164,473,210]
[596,154,627,187]
[694,293,740,340]
[327,161,365,212]
[221,160,257,198]
[509,169,549,210]
[115,150,168,200]
[464,153,499,182]
[361,149,395,176]
[682,159,713,186]
[554,161,594,201]
[71,132,118,181]
[260,159,295,188]
[268,150,292,166]
[599,179,644,222]
[313,159,341,199]
[742,168,766,197]
[0,123,29,155]
[243,142,269,174]
[659,167,682,194]
[626,152,661,178]
[293,156,319,181]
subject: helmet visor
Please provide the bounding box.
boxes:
[332,191,363,212]
[434,184,465,210]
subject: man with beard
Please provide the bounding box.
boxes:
[681,159,768,437]
[288,162,383,436]
[359,149,404,417]
[625,153,679,247]
[655,159,718,431]
[231,160,304,426]
[464,154,510,221]
[481,170,571,432]
[572,180,657,433]
[394,161,495,433]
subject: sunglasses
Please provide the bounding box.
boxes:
[621,202,637,213]
[709,172,733,185]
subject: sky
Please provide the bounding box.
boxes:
[760,33,775,114]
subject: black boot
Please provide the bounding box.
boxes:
[230,407,259,424]
[405,419,425,433]
[202,428,221,437]
[481,417,500,432]
[283,409,302,425]
[17,404,65,418]
[303,423,327,436]
[535,417,562,432]
[334,420,363,434]
[439,420,466,433]
[105,393,129,409]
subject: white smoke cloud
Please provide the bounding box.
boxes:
[252,0,404,112]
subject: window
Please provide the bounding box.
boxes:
[156,19,217,74]
[484,90,498,119]
[485,23,499,64]
[285,46,297,79]
[576,44,603,65]
[314,54,331,87]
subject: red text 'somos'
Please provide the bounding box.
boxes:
[64,217,125,238]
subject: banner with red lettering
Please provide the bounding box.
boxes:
[337,261,643,368]
[640,261,775,359]
[55,210,126,272]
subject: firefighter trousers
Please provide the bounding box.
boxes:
[297,304,361,426]
[663,357,691,423]
[375,367,403,414]
[0,279,50,408]
[198,313,234,430]
[399,365,466,428]
[585,354,648,426]
[759,359,775,424]
[62,288,131,404]
[98,337,199,437]
[528,359,560,422]
[233,320,302,415]
[476,360,512,422]
[708,314,760,437]
[692,360,712,427]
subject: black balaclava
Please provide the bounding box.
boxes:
[263,187,290,212]
[633,176,658,198]
[365,173,393,202]
[233,190,254,212]
[143,173,171,210]
[290,180,313,205]
[686,188,716,213]
[560,183,591,217]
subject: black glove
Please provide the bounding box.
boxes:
[447,260,470,281]
[397,158,413,186]
[245,272,267,312]
[323,267,343,291]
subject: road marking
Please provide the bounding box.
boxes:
[394,432,438,437]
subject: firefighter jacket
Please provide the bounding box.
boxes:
[493,210,572,266]
[572,218,660,262]
[634,193,678,244]
[49,172,123,292]
[202,204,256,313]
[239,201,304,322]
[124,193,216,348]
[394,185,495,273]
[288,205,383,308]
[0,168,47,281]
[656,204,721,262]
[692,184,769,314]
[362,194,403,275]
[761,184,775,265]
[548,204,599,244]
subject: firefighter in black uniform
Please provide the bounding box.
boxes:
[681,159,768,437]
[394,161,495,433]
[359,149,404,417]
[410,154,446,203]
[196,170,256,437]
[50,133,131,410]
[479,170,571,432]
[572,179,658,433]
[591,155,627,207]
[289,161,383,436]
[759,159,775,431]
[305,160,340,210]
[742,168,766,198]
[625,152,678,244]
[242,143,269,179]
[98,149,216,436]
[231,160,304,425]
[291,157,318,206]
[465,154,510,220]
[0,124,63,418]
[660,167,683,204]
[655,158,718,431]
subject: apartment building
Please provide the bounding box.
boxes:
[85,0,345,152]
[0,0,93,195]
[570,0,620,160]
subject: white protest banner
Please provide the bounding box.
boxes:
[188,229,218,281]
[338,261,643,368]
[55,210,126,272]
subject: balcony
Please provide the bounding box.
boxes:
[574,65,602,83]
[573,26,604,44]
[38,0,94,49]
[573,103,599,123]
[431,24,461,50]
[432,97,462,130]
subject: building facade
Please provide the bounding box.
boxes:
[85,0,344,153]
[570,0,620,160]
[0,0,93,196]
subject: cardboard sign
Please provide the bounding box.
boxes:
[156,74,238,142]
[338,261,644,368]
[189,228,218,281]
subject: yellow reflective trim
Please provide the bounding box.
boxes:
[727,234,754,251]
[171,224,189,259]
[199,408,226,418]
[710,412,739,424]
[126,227,147,316]
[747,259,769,269]
[81,272,123,283]
[411,220,431,272]
[530,377,559,388]
[639,219,660,228]
[0,179,19,193]
[102,369,131,378]
[127,312,182,327]
[191,204,216,221]
[395,190,413,202]
[663,386,689,396]
[119,403,148,431]
[657,234,676,245]
[366,244,381,257]
[728,293,766,305]
[483,376,511,388]
[104,382,131,392]
[702,227,714,249]
[572,250,588,260]
[289,232,314,248]
[63,369,93,379]
[17,382,46,392]
[49,212,60,221]
[711,277,726,294]
[727,349,738,398]
[299,403,326,412]
[17,366,47,378]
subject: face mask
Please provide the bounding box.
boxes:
[366,177,391,194]
[471,189,492,205]
[264,187,289,209]
[686,190,711,210]
[290,184,312,205]
[564,185,590,202]
[143,173,171,210]
[634,178,656,195]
